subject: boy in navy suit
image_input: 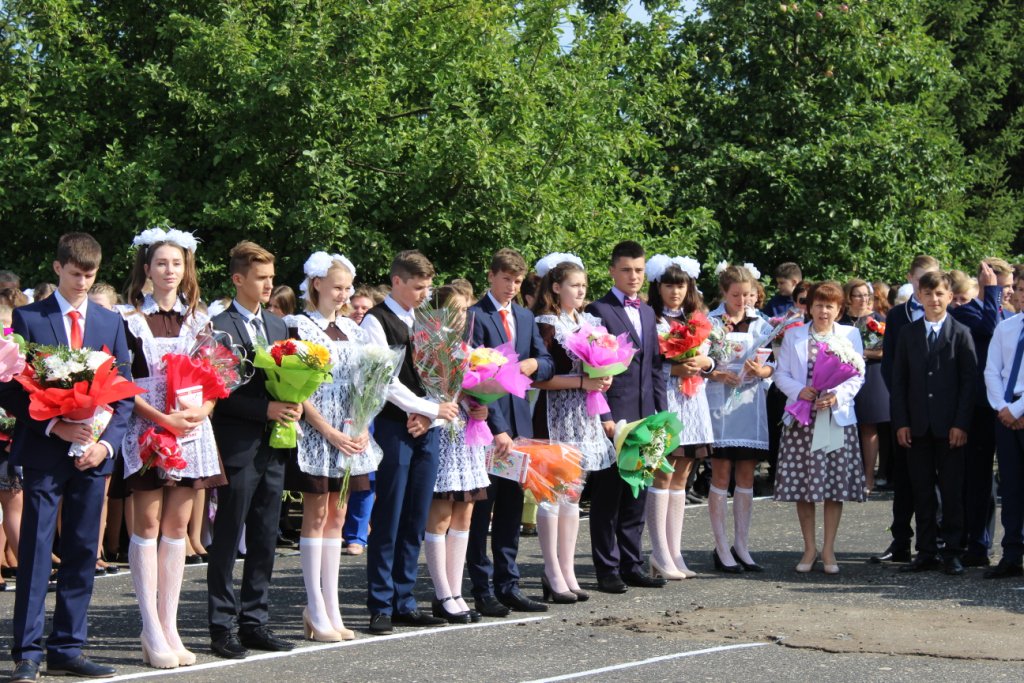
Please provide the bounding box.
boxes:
[892,271,977,575]
[763,262,802,318]
[2,234,133,681]
[466,248,554,616]
[585,240,668,593]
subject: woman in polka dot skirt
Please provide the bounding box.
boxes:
[773,281,866,576]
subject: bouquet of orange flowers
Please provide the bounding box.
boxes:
[253,339,333,449]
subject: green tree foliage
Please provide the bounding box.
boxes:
[0,0,1020,297]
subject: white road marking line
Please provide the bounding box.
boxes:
[90,616,549,682]
[519,642,769,683]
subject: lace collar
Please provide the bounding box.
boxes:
[305,309,336,331]
[140,294,186,316]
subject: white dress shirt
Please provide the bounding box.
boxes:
[232,300,266,345]
[360,295,440,420]
[924,315,946,343]
[487,291,516,342]
[48,290,113,458]
[611,286,642,342]
[985,314,1024,418]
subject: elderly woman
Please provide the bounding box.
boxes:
[774,281,866,575]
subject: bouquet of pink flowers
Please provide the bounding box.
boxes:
[785,338,865,426]
[0,332,26,383]
[563,323,636,416]
[461,343,533,446]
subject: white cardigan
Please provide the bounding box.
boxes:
[773,323,865,428]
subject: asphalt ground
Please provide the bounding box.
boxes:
[2,492,1023,682]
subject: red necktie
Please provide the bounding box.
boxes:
[499,309,514,343]
[67,310,83,350]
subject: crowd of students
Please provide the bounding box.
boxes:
[1,232,1023,682]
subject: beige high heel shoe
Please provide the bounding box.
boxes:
[795,553,818,574]
[174,648,197,666]
[141,632,179,669]
[303,608,343,642]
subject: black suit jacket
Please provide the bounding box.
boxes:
[466,296,554,438]
[585,292,667,423]
[891,317,977,437]
[210,304,290,468]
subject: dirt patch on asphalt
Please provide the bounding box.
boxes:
[588,604,1024,661]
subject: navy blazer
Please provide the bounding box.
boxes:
[881,299,913,390]
[467,296,554,438]
[891,317,977,437]
[585,292,667,423]
[211,305,291,467]
[1,296,133,475]
[950,285,1007,403]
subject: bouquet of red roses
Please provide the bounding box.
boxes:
[658,311,712,397]
[137,426,188,480]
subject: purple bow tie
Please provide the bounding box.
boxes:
[624,297,642,309]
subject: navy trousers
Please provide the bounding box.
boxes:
[588,465,646,579]
[962,404,997,558]
[366,418,439,615]
[468,475,524,600]
[995,423,1024,563]
[12,460,107,664]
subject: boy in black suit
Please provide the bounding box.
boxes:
[207,241,299,658]
[891,271,977,575]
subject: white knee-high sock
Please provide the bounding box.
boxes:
[156,536,190,655]
[537,502,570,594]
[556,502,581,592]
[667,491,695,577]
[425,532,460,614]
[446,529,471,613]
[732,486,756,565]
[299,537,333,633]
[708,486,737,567]
[645,488,683,578]
[129,535,174,654]
[320,537,346,632]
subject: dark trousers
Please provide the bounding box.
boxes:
[207,444,287,637]
[468,475,524,600]
[366,418,439,615]
[588,465,646,579]
[994,423,1024,563]
[963,405,997,558]
[12,462,106,664]
[889,443,916,548]
[765,384,787,482]
[907,432,965,558]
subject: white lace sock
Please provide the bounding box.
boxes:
[708,486,737,567]
[446,529,471,613]
[425,532,459,615]
[156,536,189,654]
[537,502,570,594]
[645,488,682,577]
[556,502,582,592]
[732,486,756,565]
[129,535,174,655]
[320,537,346,632]
[299,537,334,634]
[667,491,695,577]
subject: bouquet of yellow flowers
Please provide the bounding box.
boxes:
[253,339,333,448]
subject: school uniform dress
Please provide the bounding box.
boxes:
[706,308,772,459]
[120,296,225,490]
[657,311,714,455]
[839,312,890,426]
[433,406,490,502]
[532,311,616,472]
[283,312,380,494]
